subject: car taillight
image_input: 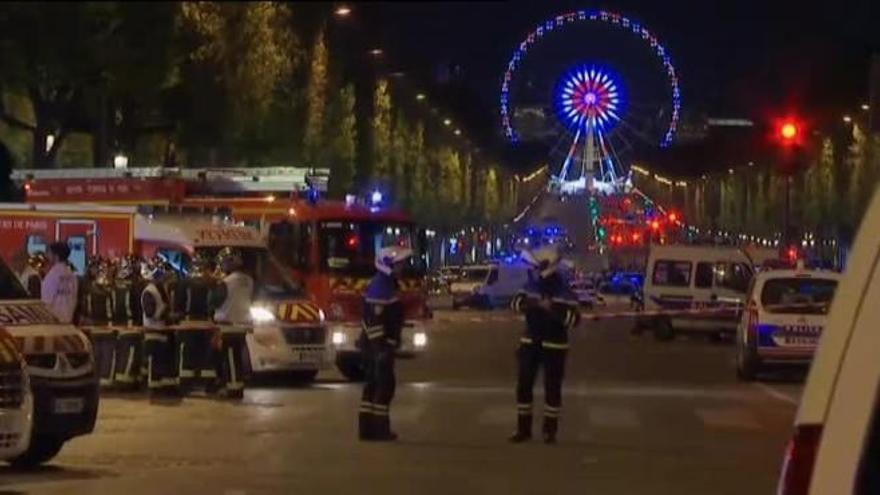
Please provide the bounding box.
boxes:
[777,424,823,495]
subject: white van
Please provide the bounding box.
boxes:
[777,188,880,494]
[642,245,754,341]
[0,268,32,465]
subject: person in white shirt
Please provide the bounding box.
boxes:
[210,248,254,399]
[41,242,79,323]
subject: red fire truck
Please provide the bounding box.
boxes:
[181,195,432,380]
[10,168,430,381]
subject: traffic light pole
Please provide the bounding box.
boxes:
[783,175,791,248]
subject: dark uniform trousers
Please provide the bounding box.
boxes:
[358,274,404,440]
[511,288,579,440]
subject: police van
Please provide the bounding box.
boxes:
[735,265,841,381]
[0,256,96,467]
[642,245,754,341]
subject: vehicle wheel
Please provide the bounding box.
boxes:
[289,370,319,384]
[8,435,65,469]
[736,342,761,382]
[336,353,365,382]
[653,319,675,342]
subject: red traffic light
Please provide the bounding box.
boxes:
[780,122,798,140]
[668,212,678,223]
[774,116,805,147]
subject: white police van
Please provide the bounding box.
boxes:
[735,264,840,381]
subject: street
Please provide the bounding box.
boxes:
[1,307,802,495]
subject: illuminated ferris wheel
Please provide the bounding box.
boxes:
[500,10,682,196]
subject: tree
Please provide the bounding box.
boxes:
[407,121,427,214]
[324,83,357,198]
[390,110,410,204]
[302,25,328,165]
[0,140,13,201]
[371,78,392,181]
[0,2,121,167]
[483,166,500,221]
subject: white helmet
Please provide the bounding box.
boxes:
[522,245,561,278]
[375,246,414,275]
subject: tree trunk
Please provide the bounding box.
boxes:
[32,126,48,168]
[93,91,110,168]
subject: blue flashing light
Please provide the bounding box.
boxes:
[370,190,383,206]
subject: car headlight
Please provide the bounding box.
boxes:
[249,306,276,324]
[413,332,428,348]
[332,331,346,346]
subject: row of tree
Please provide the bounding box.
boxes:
[0,2,518,228]
[639,122,880,243]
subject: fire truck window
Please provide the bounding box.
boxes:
[320,221,424,277]
[67,236,87,275]
[27,235,47,255]
[269,221,310,270]
[0,258,30,299]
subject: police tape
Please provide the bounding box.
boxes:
[580,305,742,322]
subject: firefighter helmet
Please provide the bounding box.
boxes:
[190,251,214,278]
[375,246,413,275]
[116,255,140,280]
[28,252,48,275]
[522,245,561,278]
[140,257,168,282]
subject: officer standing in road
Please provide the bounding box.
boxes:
[211,248,254,399]
[509,245,581,444]
[358,246,411,442]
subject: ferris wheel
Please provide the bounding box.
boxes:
[500,10,682,196]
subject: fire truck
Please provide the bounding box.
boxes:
[2,169,333,382]
[181,195,432,380]
[9,168,430,381]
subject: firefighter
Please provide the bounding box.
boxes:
[210,247,254,399]
[175,251,217,321]
[509,245,580,444]
[10,250,41,298]
[80,256,114,326]
[358,246,410,442]
[175,251,220,389]
[112,255,147,388]
[141,258,180,396]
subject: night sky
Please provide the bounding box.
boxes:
[358,0,880,174]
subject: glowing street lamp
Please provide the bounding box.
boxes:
[416,93,426,101]
[443,118,452,126]
[334,5,352,17]
[369,48,383,57]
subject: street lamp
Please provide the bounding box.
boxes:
[843,115,852,124]
[113,153,129,169]
[416,93,426,101]
[334,5,352,17]
[369,48,383,57]
[454,129,462,136]
[443,118,452,126]
[862,103,870,111]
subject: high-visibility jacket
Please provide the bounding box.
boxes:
[142,283,170,329]
[360,272,405,348]
[213,271,254,325]
[510,273,580,350]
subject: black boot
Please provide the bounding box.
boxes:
[372,414,398,442]
[359,412,374,441]
[543,416,558,444]
[508,414,532,443]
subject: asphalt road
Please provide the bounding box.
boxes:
[1,308,802,495]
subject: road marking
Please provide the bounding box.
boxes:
[753,382,799,406]
[694,407,762,430]
[587,405,639,428]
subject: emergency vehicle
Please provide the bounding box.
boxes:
[9,167,427,381]
[0,257,95,467]
[0,199,331,382]
[735,264,841,381]
[0,272,32,465]
[181,195,432,381]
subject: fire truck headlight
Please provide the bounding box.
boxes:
[318,309,326,323]
[413,332,428,348]
[249,306,276,324]
[332,331,346,346]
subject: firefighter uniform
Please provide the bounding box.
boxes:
[509,247,580,444]
[112,256,146,388]
[211,248,254,399]
[142,261,180,396]
[174,256,219,387]
[358,247,410,442]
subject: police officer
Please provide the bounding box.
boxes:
[141,258,180,396]
[509,245,580,444]
[358,246,410,442]
[211,248,254,399]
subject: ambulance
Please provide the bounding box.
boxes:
[0,202,331,382]
[0,257,95,467]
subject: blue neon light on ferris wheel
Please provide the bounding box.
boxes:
[555,65,626,133]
